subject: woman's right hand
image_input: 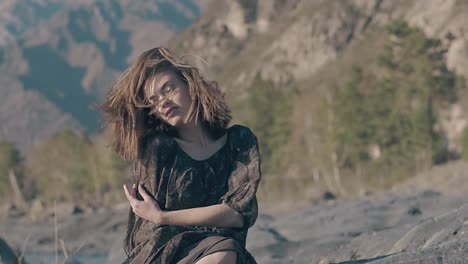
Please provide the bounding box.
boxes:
[123,184,166,225]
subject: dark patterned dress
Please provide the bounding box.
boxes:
[122,124,261,264]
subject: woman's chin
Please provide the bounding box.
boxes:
[161,113,192,130]
[164,117,183,128]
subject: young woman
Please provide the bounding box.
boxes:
[99,47,261,263]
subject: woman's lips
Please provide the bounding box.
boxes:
[165,107,177,117]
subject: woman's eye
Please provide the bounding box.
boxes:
[165,85,174,92]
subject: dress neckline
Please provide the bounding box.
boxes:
[173,127,231,162]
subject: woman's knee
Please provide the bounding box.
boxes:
[194,251,237,264]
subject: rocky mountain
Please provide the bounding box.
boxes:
[0,0,211,155]
[173,0,468,92]
[2,0,468,185]
[171,0,468,196]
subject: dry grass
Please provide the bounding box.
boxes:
[3,200,98,264]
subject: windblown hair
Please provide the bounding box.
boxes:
[98,47,232,161]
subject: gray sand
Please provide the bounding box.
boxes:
[2,162,468,263]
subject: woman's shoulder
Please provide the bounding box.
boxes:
[228,124,256,139]
[227,124,258,151]
[140,132,177,160]
[153,132,176,148]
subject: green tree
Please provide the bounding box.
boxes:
[330,20,464,184]
[461,127,468,161]
[245,74,293,174]
[29,128,127,204]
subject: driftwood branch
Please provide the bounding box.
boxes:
[8,169,27,210]
[0,237,26,264]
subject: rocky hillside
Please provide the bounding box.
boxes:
[173,0,468,93]
[2,0,468,197]
[171,0,468,198]
[0,0,210,154]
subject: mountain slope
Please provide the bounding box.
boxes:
[172,0,468,91]
[0,0,211,154]
[171,0,468,198]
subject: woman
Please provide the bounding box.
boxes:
[99,47,261,263]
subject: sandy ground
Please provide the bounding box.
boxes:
[2,161,468,263]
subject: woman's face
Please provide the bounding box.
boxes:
[147,71,193,129]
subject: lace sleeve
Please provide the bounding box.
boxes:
[219,126,262,229]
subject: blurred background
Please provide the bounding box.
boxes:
[1,0,468,263]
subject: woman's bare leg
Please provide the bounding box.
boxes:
[193,251,237,264]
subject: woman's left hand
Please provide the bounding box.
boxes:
[123,184,165,225]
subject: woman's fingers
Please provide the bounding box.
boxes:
[138,184,162,210]
[123,184,164,222]
[123,184,138,206]
[138,184,150,201]
[131,183,138,197]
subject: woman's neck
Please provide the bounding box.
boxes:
[176,122,212,147]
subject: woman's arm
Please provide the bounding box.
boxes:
[160,204,244,228]
[124,184,244,228]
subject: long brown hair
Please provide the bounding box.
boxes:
[98,47,231,160]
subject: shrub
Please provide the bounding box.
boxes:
[0,141,23,199]
[244,74,293,174]
[330,20,464,183]
[28,128,127,204]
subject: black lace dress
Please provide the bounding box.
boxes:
[122,124,261,264]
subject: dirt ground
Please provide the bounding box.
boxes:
[2,161,468,263]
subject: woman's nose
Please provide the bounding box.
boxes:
[158,96,173,114]
[161,96,172,108]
